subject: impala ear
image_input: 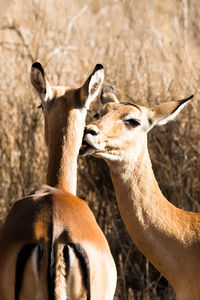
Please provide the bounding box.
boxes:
[30,62,54,102]
[80,64,104,109]
[100,85,119,105]
[147,95,193,130]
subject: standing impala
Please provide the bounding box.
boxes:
[0,65,117,300]
[81,86,199,300]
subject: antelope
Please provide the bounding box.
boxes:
[81,85,199,300]
[0,65,117,300]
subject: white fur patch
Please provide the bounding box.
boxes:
[32,246,41,300]
[86,68,104,109]
[44,81,54,102]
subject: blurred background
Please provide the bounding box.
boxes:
[0,0,200,299]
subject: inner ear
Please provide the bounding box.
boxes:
[30,62,46,99]
[81,64,104,109]
[100,85,119,104]
[30,62,54,102]
[147,95,193,129]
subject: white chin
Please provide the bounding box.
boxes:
[95,152,119,161]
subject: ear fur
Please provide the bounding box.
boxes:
[30,62,53,102]
[147,95,193,130]
[100,85,119,104]
[81,64,104,109]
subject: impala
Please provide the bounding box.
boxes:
[0,65,117,300]
[81,85,199,300]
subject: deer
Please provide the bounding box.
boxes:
[0,65,117,300]
[81,85,200,300]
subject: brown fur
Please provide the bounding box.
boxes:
[0,66,117,300]
[83,89,200,299]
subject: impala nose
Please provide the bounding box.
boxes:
[84,126,99,137]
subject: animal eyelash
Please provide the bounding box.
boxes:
[123,119,141,127]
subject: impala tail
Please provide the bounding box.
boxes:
[15,240,90,300]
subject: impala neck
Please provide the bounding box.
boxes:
[109,146,184,286]
[47,108,87,194]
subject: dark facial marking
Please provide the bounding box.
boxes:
[120,102,141,111]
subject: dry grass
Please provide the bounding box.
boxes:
[0,0,200,299]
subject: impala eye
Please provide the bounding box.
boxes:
[124,118,141,128]
[37,103,43,109]
[93,112,100,119]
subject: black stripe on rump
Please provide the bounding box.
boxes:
[63,243,91,300]
[74,88,82,109]
[47,200,55,300]
[15,243,42,300]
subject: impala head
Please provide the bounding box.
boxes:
[30,62,104,145]
[81,85,193,166]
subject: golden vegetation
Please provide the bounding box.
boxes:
[0,0,200,299]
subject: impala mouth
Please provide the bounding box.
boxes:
[79,141,95,156]
[80,135,98,156]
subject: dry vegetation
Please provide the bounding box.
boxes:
[0,0,200,299]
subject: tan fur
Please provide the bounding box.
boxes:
[83,90,199,299]
[0,66,117,300]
